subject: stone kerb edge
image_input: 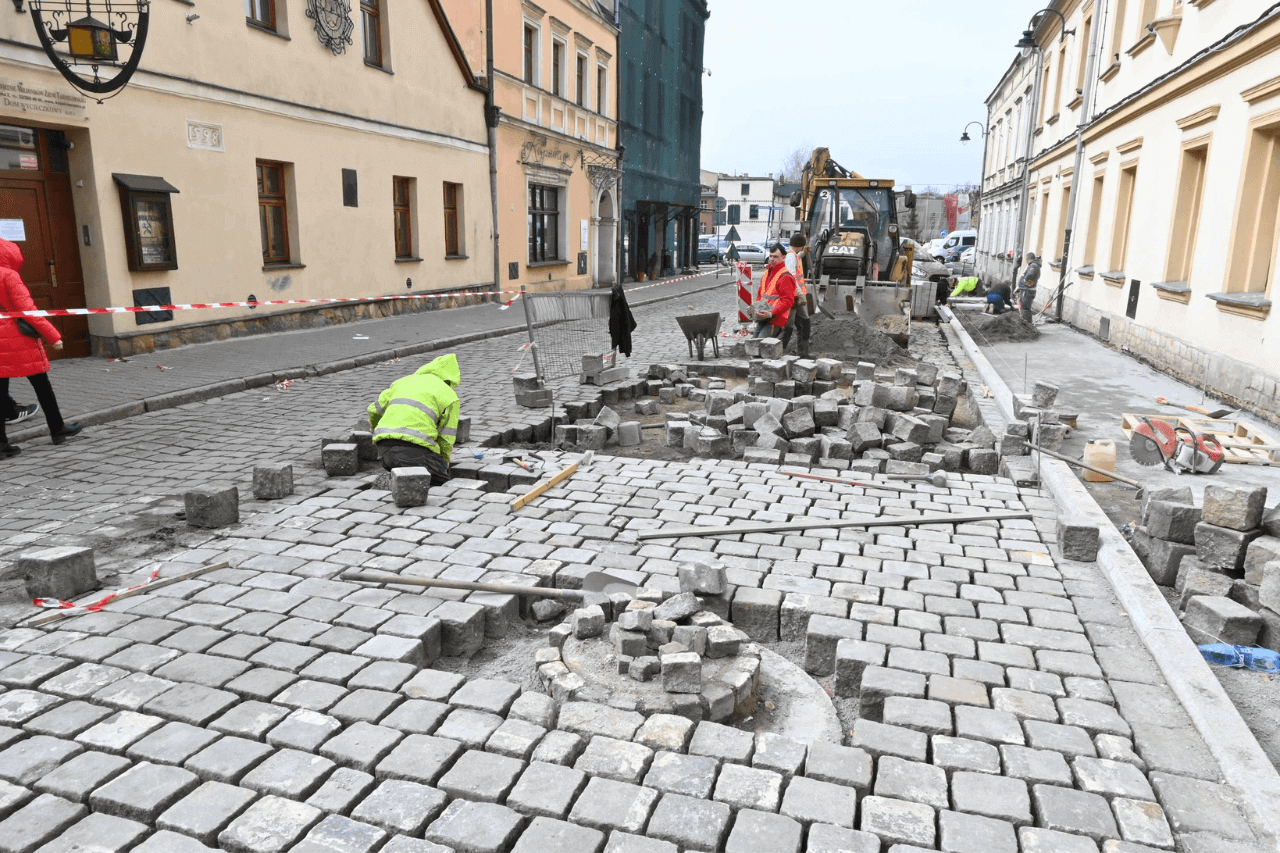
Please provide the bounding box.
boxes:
[942,306,1280,845]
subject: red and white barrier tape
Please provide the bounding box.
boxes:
[33,566,162,614]
[0,269,723,320]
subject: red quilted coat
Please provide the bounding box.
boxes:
[0,238,59,378]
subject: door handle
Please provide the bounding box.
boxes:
[47,259,56,288]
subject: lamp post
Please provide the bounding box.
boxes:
[1010,7,1074,293]
[960,122,988,259]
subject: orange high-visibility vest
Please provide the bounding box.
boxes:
[787,249,808,296]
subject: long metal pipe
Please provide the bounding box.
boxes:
[635,510,1033,541]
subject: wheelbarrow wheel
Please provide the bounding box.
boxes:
[694,333,707,361]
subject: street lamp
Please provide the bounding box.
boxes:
[960,122,986,145]
[28,1,152,101]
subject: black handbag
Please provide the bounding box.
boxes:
[16,317,38,338]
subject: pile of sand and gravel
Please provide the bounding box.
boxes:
[956,310,1042,344]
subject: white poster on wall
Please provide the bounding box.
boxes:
[0,219,25,241]
[581,220,589,251]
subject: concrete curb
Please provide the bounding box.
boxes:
[10,275,733,444]
[941,307,1280,845]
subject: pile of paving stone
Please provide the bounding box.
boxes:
[536,560,761,724]
[1131,484,1280,647]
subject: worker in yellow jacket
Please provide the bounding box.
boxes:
[368,353,461,485]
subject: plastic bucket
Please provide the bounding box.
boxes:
[1083,440,1116,482]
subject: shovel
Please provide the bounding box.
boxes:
[340,569,640,599]
[1155,397,1235,419]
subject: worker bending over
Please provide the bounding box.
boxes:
[368,353,461,486]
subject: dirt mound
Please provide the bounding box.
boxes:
[957,310,1041,344]
[808,315,907,364]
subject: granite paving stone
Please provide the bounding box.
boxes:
[0,690,63,725]
[804,824,882,853]
[505,761,588,819]
[1031,784,1119,841]
[143,683,239,726]
[350,779,448,836]
[132,830,218,852]
[0,792,87,853]
[779,776,858,827]
[291,814,389,853]
[643,750,719,798]
[449,679,522,715]
[185,735,274,784]
[318,722,404,773]
[949,771,1031,826]
[687,721,753,765]
[645,792,731,852]
[156,781,258,846]
[240,748,336,799]
[32,750,131,804]
[425,799,526,853]
[1001,744,1074,787]
[575,736,655,785]
[375,734,465,785]
[305,767,377,817]
[1111,797,1175,849]
[0,735,83,785]
[266,709,342,752]
[437,748,525,803]
[530,730,585,766]
[1147,772,1254,840]
[380,699,450,735]
[712,762,783,811]
[751,732,807,778]
[858,795,936,848]
[568,777,660,834]
[1017,826,1101,853]
[273,680,348,713]
[89,761,200,823]
[224,669,298,702]
[804,741,873,791]
[31,811,149,853]
[873,756,949,809]
[938,808,1019,853]
[218,794,324,853]
[209,701,291,740]
[126,721,222,765]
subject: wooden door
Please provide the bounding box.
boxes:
[0,128,89,359]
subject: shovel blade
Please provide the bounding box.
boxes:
[581,571,639,597]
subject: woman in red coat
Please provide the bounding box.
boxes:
[0,238,81,457]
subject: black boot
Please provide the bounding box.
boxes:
[51,423,82,445]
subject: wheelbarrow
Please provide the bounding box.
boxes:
[676,312,722,360]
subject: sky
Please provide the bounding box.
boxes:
[699,0,1048,191]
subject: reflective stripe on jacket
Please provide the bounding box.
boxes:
[368,353,461,459]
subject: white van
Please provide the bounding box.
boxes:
[932,230,977,259]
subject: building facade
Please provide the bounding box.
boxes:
[0,1,494,358]
[1004,0,1280,420]
[443,0,621,293]
[715,175,775,246]
[977,55,1038,285]
[618,0,708,280]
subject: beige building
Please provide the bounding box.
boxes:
[442,0,620,293]
[997,0,1280,420]
[0,1,494,358]
[976,55,1038,285]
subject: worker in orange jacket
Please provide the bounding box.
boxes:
[779,233,811,358]
[752,244,796,338]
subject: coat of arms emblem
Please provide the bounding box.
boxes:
[306,0,355,55]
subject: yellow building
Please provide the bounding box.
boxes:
[443,0,621,292]
[0,1,493,358]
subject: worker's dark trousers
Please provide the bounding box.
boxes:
[378,440,451,486]
[779,301,811,359]
[1020,287,1036,323]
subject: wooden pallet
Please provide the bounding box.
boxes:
[1120,413,1280,464]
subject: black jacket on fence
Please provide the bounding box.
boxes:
[609,283,637,357]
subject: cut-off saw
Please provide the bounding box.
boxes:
[1129,417,1225,474]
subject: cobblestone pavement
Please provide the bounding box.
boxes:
[0,285,1272,852]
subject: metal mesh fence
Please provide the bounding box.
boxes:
[524,290,616,380]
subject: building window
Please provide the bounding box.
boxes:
[246,0,275,30]
[443,182,464,257]
[1082,173,1105,267]
[1052,44,1066,115]
[113,174,180,272]
[1038,59,1052,124]
[597,65,608,114]
[741,183,750,196]
[361,0,382,67]
[523,24,538,86]
[1076,12,1092,91]
[1225,119,1280,295]
[727,204,740,225]
[576,54,587,106]
[1035,189,1050,255]
[1054,184,1072,260]
[1165,143,1208,284]
[529,184,561,263]
[393,177,414,259]
[1136,0,1158,39]
[257,160,290,266]
[1109,0,1128,61]
[551,39,565,98]
[749,205,759,220]
[1109,165,1138,272]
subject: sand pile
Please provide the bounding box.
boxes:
[958,310,1041,344]
[807,315,907,364]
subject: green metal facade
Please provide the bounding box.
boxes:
[618,0,708,280]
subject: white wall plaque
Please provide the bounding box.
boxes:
[0,77,86,121]
[186,120,224,152]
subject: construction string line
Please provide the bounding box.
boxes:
[0,269,722,320]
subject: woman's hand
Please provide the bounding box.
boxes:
[51,340,63,350]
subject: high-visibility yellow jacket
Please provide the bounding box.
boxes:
[368,353,461,458]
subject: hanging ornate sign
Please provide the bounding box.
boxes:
[305,0,354,55]
[28,0,151,103]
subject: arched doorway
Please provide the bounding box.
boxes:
[595,189,617,286]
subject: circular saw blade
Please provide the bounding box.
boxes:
[1129,431,1166,466]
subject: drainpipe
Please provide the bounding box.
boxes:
[1011,46,1045,289]
[1053,6,1103,322]
[486,0,501,294]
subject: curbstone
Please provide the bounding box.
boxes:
[20,546,98,602]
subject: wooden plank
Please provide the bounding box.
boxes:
[635,511,1033,541]
[511,462,579,511]
[22,561,230,629]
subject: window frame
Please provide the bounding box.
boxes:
[727,204,740,225]
[257,160,291,267]
[393,176,415,260]
[1108,163,1138,273]
[528,183,563,264]
[575,53,588,107]
[523,22,541,87]
[361,0,383,68]
[1108,0,1129,62]
[443,181,465,259]
[1164,139,1210,284]
[1224,112,1280,296]
[1082,172,1106,267]
[749,204,760,220]
[596,63,609,115]
[246,0,276,32]
[551,37,566,98]
[740,183,750,196]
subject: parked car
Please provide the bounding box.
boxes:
[933,229,977,259]
[697,244,720,264]
[730,243,768,264]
